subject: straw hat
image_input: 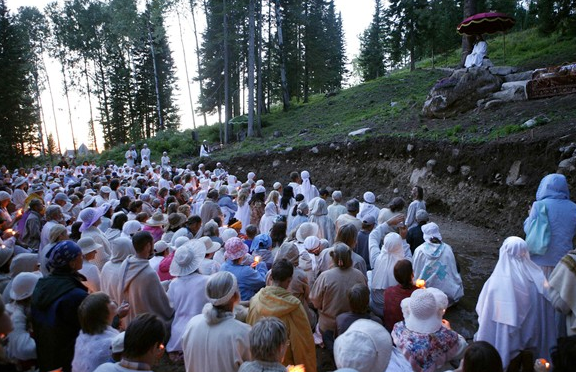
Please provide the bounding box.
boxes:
[296,222,319,243]
[334,319,393,372]
[167,213,187,230]
[199,236,221,254]
[77,237,103,255]
[10,272,41,301]
[146,213,169,227]
[169,240,206,277]
[401,289,443,334]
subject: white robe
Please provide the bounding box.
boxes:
[412,241,463,304]
[464,41,488,68]
[370,233,405,317]
[140,147,151,167]
[475,236,556,368]
[166,273,210,352]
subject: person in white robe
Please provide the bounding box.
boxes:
[412,222,463,305]
[140,144,151,168]
[199,140,210,157]
[358,191,380,223]
[161,152,171,171]
[370,232,406,318]
[298,170,319,203]
[308,197,335,245]
[166,241,210,353]
[464,35,488,68]
[124,145,137,168]
[475,236,556,369]
[259,201,279,235]
[549,250,576,336]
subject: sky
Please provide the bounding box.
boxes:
[13,0,374,153]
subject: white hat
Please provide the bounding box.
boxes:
[81,194,96,209]
[334,319,393,372]
[169,240,206,277]
[154,241,170,254]
[199,236,221,254]
[78,207,105,232]
[422,222,442,243]
[401,289,443,334]
[174,236,190,250]
[10,272,40,301]
[111,332,125,354]
[363,191,375,204]
[296,222,319,243]
[77,237,103,255]
[303,236,320,251]
[220,228,238,243]
[100,186,112,194]
[0,191,10,201]
[273,182,282,190]
[122,221,142,237]
[255,180,264,187]
[145,213,169,227]
[13,177,27,188]
[254,185,266,194]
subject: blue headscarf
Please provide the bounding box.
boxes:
[45,241,82,273]
[250,233,272,253]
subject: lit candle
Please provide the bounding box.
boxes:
[416,279,426,288]
[5,229,13,235]
[17,209,23,216]
[539,359,550,370]
[287,366,305,372]
[254,255,261,264]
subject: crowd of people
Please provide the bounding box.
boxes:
[0,153,575,372]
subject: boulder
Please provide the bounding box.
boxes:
[489,66,519,76]
[422,68,503,118]
[348,128,372,136]
[460,165,471,176]
[410,167,428,185]
[310,146,319,154]
[490,80,528,102]
[506,161,522,185]
[504,71,533,82]
[272,160,281,167]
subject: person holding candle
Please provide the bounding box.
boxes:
[383,259,418,332]
[220,237,267,301]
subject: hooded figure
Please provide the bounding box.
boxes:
[412,223,463,305]
[100,237,135,305]
[258,201,278,235]
[370,233,405,318]
[309,197,335,245]
[524,173,576,269]
[297,171,319,203]
[246,260,316,372]
[475,236,556,368]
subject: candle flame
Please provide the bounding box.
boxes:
[538,359,550,370]
[254,255,261,263]
[416,279,426,288]
[287,365,305,372]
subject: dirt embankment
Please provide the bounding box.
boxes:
[209,124,576,235]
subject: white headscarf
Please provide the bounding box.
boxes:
[371,233,404,290]
[477,236,546,328]
[299,170,314,202]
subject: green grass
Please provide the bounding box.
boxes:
[96,27,575,165]
[417,28,576,69]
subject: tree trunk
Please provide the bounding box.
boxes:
[83,56,99,152]
[61,65,77,155]
[460,0,476,67]
[223,0,231,144]
[177,9,197,129]
[147,22,164,131]
[256,0,263,136]
[274,0,290,111]
[247,0,255,137]
[190,0,207,126]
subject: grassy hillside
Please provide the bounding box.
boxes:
[97,28,576,166]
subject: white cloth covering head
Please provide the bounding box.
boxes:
[77,237,102,255]
[122,220,142,237]
[304,236,320,251]
[10,272,40,301]
[273,182,282,190]
[254,185,266,194]
[334,319,393,372]
[476,236,546,328]
[154,240,170,254]
[422,222,442,243]
[220,228,238,243]
[309,197,328,216]
[363,192,375,204]
[371,232,404,290]
[296,222,319,243]
[110,237,134,263]
[78,207,104,232]
[199,236,221,254]
[169,240,206,277]
[401,288,443,334]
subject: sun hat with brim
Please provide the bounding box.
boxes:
[0,245,15,267]
[79,207,105,233]
[224,237,248,261]
[334,319,392,372]
[174,236,190,250]
[54,192,70,202]
[199,236,221,254]
[401,289,443,334]
[81,195,96,209]
[154,241,170,254]
[167,213,187,229]
[29,184,44,193]
[122,221,142,236]
[422,222,442,243]
[100,186,112,194]
[77,237,103,255]
[146,213,169,227]
[296,222,319,243]
[10,272,40,301]
[13,177,27,188]
[0,191,10,201]
[169,240,206,277]
[111,332,125,354]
